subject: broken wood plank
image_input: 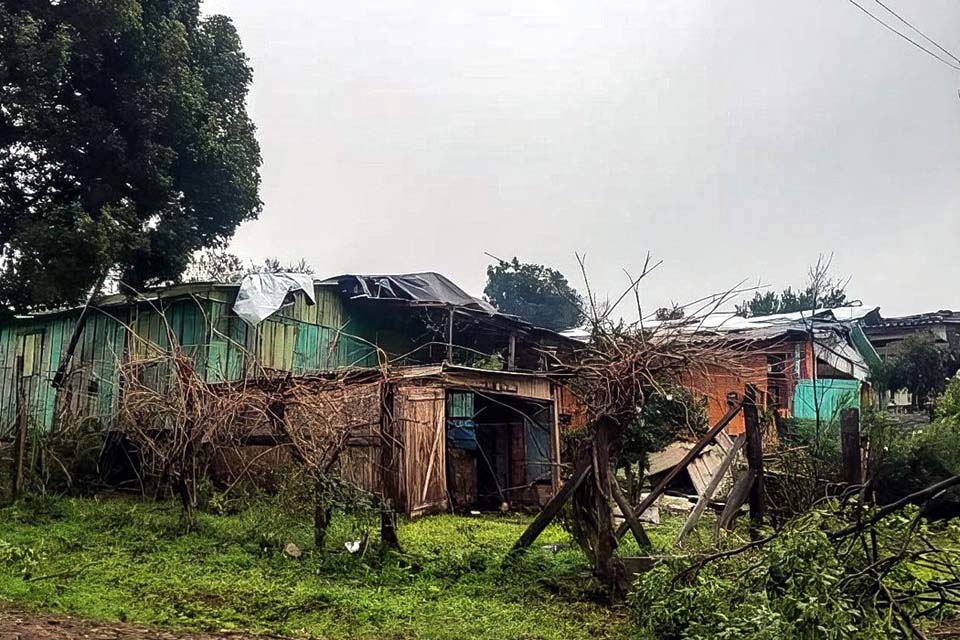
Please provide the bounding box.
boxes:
[611,473,652,550]
[509,461,591,555]
[12,355,27,499]
[647,442,692,476]
[716,469,756,535]
[615,401,743,539]
[676,434,745,545]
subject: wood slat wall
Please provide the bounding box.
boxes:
[0,285,376,438]
[396,385,448,516]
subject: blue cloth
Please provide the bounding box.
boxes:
[447,418,478,450]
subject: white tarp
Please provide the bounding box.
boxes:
[233,272,316,326]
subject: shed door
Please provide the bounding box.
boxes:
[396,386,447,516]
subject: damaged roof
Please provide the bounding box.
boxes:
[864,309,960,329]
[317,272,497,313]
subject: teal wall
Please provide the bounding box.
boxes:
[0,285,378,438]
[792,378,860,422]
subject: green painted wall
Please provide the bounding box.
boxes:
[0,284,377,438]
[792,378,860,422]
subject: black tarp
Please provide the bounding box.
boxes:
[319,272,498,314]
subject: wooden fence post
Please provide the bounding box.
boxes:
[840,408,862,486]
[446,306,455,363]
[743,386,765,539]
[12,355,27,499]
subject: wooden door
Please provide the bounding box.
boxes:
[396,386,447,516]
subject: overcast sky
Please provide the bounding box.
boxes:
[202,0,960,318]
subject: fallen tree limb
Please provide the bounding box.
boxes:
[831,473,960,540]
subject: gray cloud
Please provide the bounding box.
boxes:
[203,0,960,317]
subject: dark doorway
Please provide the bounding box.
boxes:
[445,389,554,511]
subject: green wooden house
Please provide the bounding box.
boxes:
[0,273,567,439]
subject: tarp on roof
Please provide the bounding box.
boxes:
[320,272,497,314]
[233,272,316,325]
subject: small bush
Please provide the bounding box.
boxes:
[873,419,960,510]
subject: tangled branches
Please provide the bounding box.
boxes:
[115,344,385,532]
[643,475,960,639]
[551,257,755,592]
[117,350,268,524]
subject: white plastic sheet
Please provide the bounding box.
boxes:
[233,272,316,326]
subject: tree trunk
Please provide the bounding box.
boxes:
[380,502,401,550]
[177,474,194,531]
[568,418,628,597]
[314,479,332,550]
[592,419,627,594]
[624,463,635,504]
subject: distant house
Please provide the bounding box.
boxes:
[679,307,881,433]
[862,309,960,410]
[0,272,580,515]
[862,310,960,360]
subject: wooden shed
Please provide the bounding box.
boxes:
[336,364,567,516]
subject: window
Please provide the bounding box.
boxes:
[18,331,44,377]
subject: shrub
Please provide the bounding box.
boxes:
[935,375,960,423]
[872,419,960,511]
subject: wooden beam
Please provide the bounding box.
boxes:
[743,388,765,539]
[550,386,562,492]
[446,306,455,364]
[12,356,27,499]
[507,332,517,371]
[615,401,743,539]
[509,461,591,555]
[716,469,755,534]
[841,408,862,486]
[676,434,745,544]
[611,473,652,550]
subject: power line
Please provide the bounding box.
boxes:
[844,0,960,71]
[871,0,960,66]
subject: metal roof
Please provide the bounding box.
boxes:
[865,310,960,329]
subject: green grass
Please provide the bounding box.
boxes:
[0,496,669,639]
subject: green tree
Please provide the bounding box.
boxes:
[875,336,954,410]
[182,250,314,283]
[0,0,262,312]
[483,258,584,331]
[654,305,685,321]
[736,283,849,318]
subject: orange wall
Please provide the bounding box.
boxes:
[685,357,769,435]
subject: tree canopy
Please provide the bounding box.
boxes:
[735,283,850,318]
[872,336,958,409]
[483,258,585,331]
[182,250,313,283]
[0,0,262,312]
[654,306,685,321]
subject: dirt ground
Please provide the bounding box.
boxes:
[4,606,960,639]
[0,608,291,640]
